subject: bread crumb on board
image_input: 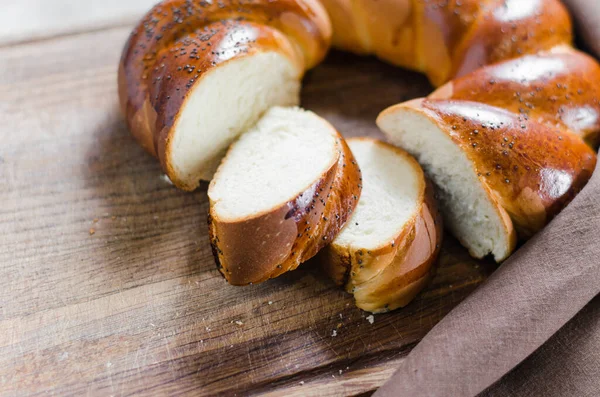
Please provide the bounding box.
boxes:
[89,228,96,236]
[366,315,375,324]
[331,329,337,337]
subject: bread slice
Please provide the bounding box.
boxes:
[320,138,442,313]
[166,41,302,190]
[377,98,596,261]
[208,107,362,285]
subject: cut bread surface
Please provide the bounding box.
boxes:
[209,106,337,221]
[377,101,513,261]
[169,52,301,189]
[335,138,422,250]
[322,137,442,313]
[208,106,363,285]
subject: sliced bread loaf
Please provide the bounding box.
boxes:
[208,107,362,285]
[377,98,596,261]
[320,138,443,313]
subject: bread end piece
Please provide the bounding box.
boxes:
[321,138,443,313]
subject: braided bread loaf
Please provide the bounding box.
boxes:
[378,45,598,261]
[320,0,573,86]
[120,0,599,293]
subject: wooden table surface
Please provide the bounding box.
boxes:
[0,2,496,396]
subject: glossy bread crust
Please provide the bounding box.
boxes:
[451,0,572,81]
[431,47,600,146]
[118,0,332,190]
[208,133,362,286]
[319,0,572,86]
[320,139,443,313]
[397,98,597,239]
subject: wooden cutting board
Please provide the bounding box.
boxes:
[0,20,496,397]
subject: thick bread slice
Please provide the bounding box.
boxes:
[378,98,597,261]
[208,107,362,285]
[320,138,443,313]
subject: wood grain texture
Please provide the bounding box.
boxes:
[0,0,156,46]
[0,27,496,396]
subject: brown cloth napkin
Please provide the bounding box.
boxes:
[374,2,600,395]
[482,296,599,396]
[374,161,600,397]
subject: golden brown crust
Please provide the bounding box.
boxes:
[320,0,572,86]
[451,0,572,81]
[319,0,417,69]
[320,138,443,313]
[118,0,332,189]
[431,47,600,146]
[351,181,442,313]
[209,130,362,286]
[418,0,484,85]
[418,98,597,238]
